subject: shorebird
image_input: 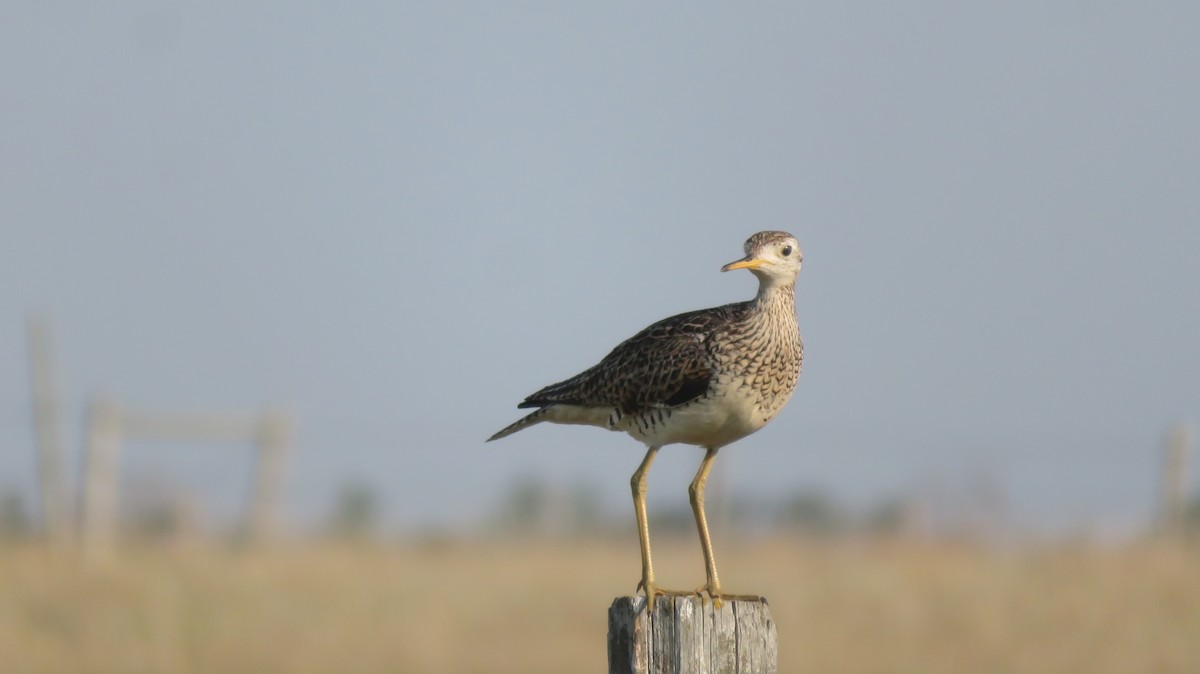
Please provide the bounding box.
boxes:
[488,231,804,609]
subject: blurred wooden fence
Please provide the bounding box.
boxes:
[81,399,292,561]
[26,315,292,560]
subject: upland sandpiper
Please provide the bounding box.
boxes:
[488,231,804,609]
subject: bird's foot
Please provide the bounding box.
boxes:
[699,584,766,609]
[636,579,704,613]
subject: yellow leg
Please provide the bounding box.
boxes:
[688,447,763,607]
[689,447,722,602]
[631,446,694,612]
[631,446,660,610]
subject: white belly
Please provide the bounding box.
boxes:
[625,387,769,449]
[539,377,793,450]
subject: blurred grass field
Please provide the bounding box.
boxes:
[1,536,1197,673]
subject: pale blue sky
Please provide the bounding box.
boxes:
[3,3,1198,534]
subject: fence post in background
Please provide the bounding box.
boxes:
[27,315,71,546]
[1161,423,1193,540]
[77,406,292,552]
[81,396,123,563]
[247,408,291,543]
[608,595,777,674]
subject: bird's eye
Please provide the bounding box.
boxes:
[781,245,793,257]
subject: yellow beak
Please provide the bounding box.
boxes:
[721,256,766,272]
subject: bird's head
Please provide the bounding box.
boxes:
[721,231,803,289]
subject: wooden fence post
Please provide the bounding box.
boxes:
[608,595,777,674]
[81,396,123,564]
[248,409,291,543]
[1161,422,1193,539]
[27,315,70,546]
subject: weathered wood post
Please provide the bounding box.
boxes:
[608,595,777,674]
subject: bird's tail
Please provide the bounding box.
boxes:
[486,407,550,442]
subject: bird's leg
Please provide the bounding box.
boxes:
[689,447,762,607]
[631,446,694,612]
[689,448,723,603]
[631,446,661,611]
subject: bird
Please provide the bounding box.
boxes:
[488,231,804,610]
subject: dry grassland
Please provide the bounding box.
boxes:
[1,536,1197,673]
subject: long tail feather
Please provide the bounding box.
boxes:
[486,408,550,442]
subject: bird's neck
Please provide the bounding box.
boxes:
[753,280,796,310]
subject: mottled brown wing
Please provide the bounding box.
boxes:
[518,304,747,413]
